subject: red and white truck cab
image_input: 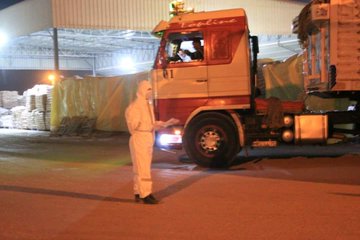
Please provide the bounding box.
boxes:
[151,8,258,167]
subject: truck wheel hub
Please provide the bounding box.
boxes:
[200,131,220,151]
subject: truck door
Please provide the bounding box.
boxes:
[153,31,208,100]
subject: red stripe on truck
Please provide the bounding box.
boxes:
[154,95,250,124]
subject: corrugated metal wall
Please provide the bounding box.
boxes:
[200,0,305,35]
[52,0,169,30]
[52,0,305,35]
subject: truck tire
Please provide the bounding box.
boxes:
[183,112,239,168]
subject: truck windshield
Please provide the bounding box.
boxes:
[165,31,204,63]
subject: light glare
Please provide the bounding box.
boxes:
[48,74,56,85]
[120,57,135,69]
[159,134,182,146]
[0,31,8,47]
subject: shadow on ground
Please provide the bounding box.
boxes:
[0,185,134,203]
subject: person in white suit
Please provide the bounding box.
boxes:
[125,80,178,204]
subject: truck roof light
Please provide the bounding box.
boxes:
[169,0,194,17]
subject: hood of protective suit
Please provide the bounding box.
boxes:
[136,80,152,100]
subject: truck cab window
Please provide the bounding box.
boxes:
[165,32,204,63]
[210,31,230,60]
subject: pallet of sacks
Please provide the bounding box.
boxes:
[0,91,20,109]
[0,107,13,128]
[0,90,19,129]
[11,106,26,129]
[23,85,53,131]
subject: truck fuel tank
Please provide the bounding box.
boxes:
[295,114,328,143]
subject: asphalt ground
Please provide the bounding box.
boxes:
[0,129,360,240]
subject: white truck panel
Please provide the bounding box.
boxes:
[208,34,252,97]
[152,66,208,99]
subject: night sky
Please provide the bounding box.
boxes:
[0,0,25,10]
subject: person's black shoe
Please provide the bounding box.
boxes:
[134,194,141,203]
[148,194,158,201]
[142,194,159,204]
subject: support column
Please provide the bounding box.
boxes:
[93,54,97,76]
[53,28,59,76]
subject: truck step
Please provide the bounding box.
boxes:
[251,140,278,148]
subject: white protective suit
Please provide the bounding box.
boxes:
[125,80,163,198]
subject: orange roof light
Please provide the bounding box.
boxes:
[48,74,56,85]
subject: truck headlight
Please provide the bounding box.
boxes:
[156,127,183,148]
[159,134,182,146]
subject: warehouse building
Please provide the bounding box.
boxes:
[0,0,309,132]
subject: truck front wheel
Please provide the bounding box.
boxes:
[183,112,240,168]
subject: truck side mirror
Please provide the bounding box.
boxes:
[251,36,259,54]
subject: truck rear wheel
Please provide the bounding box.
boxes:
[183,112,240,168]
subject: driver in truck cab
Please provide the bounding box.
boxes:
[184,38,204,60]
